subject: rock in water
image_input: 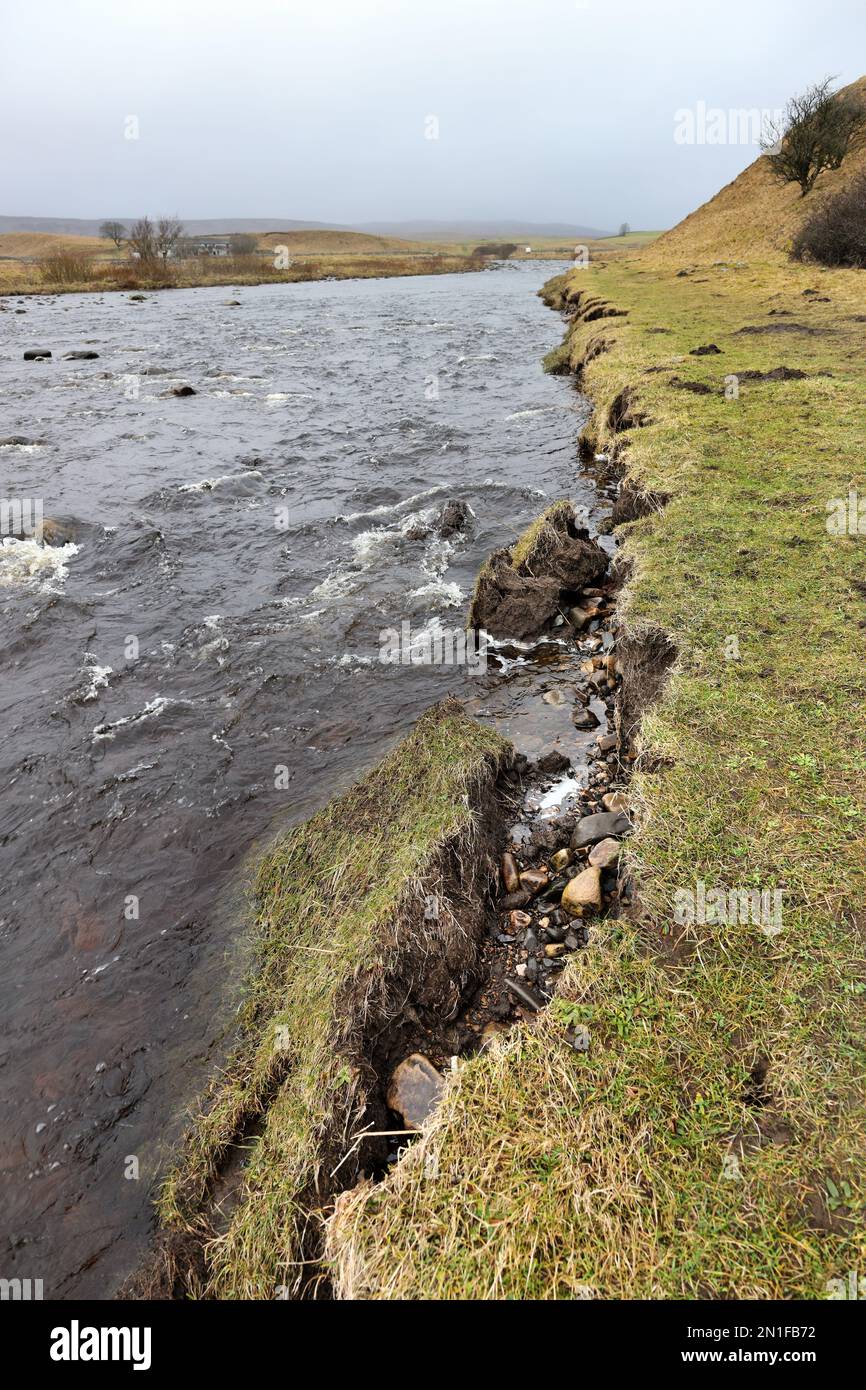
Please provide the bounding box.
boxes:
[171,385,196,397]
[23,348,52,360]
[562,865,602,914]
[571,811,631,849]
[386,1053,443,1130]
[437,498,472,539]
[63,350,99,360]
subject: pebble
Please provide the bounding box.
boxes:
[562,865,602,914]
[588,837,621,869]
[519,868,548,894]
[571,811,631,849]
[500,889,530,911]
[501,852,520,893]
[508,910,532,932]
[572,707,598,730]
[602,790,629,814]
[549,848,571,872]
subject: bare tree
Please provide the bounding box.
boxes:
[128,217,157,263]
[154,215,184,265]
[229,233,258,257]
[99,220,126,248]
[761,77,866,197]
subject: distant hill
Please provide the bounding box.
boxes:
[649,76,866,263]
[0,216,335,238]
[0,215,610,242]
[351,219,610,240]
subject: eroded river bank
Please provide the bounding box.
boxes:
[1,261,617,1296]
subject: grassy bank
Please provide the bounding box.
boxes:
[326,248,866,1297]
[133,702,511,1299]
[0,251,482,297]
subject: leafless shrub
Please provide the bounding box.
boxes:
[761,77,866,197]
[792,170,866,266]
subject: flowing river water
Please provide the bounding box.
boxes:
[0,261,609,1296]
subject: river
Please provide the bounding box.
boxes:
[0,261,605,1296]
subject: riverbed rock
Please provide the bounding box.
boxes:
[602,790,629,814]
[571,811,631,849]
[386,1053,443,1130]
[501,852,520,893]
[572,706,598,730]
[507,909,532,933]
[562,865,602,915]
[536,749,571,776]
[588,837,621,869]
[519,868,548,895]
[549,848,572,872]
[499,889,531,911]
[170,385,196,397]
[63,350,99,360]
[23,348,52,360]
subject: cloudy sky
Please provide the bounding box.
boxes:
[4,0,866,231]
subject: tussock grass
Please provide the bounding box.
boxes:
[327,226,866,1297]
[150,702,509,1299]
[509,499,574,572]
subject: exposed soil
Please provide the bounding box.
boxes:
[467,501,608,640]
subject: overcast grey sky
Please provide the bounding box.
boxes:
[4,0,866,230]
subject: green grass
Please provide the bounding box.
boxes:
[152,702,508,1298]
[326,252,866,1299]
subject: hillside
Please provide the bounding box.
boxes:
[256,228,430,255]
[650,76,866,263]
[0,230,109,259]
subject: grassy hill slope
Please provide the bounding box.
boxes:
[651,76,866,264]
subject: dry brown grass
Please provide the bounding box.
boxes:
[650,76,866,265]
